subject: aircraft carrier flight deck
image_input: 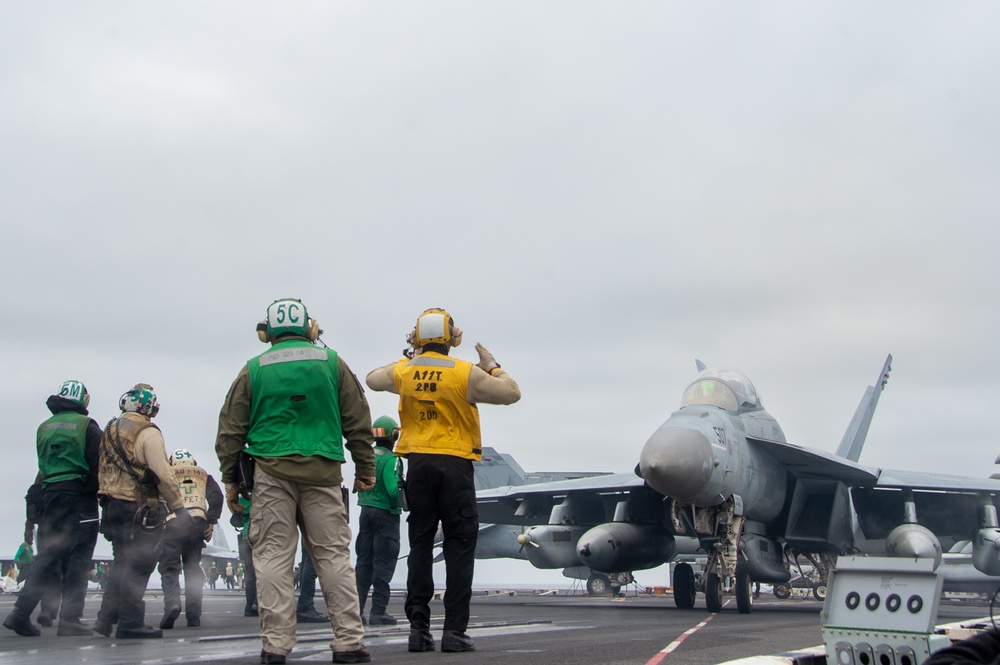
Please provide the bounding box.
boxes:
[0,587,992,665]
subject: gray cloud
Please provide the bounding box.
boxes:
[2,2,999,585]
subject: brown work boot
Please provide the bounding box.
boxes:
[332,645,371,663]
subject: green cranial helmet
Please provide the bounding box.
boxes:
[372,415,400,442]
[57,380,89,409]
[120,383,160,417]
[266,298,310,338]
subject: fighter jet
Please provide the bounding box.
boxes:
[477,355,1000,612]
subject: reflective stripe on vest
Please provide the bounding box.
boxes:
[392,352,482,461]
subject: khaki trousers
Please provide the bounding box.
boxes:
[248,466,365,656]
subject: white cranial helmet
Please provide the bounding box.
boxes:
[120,383,160,417]
[170,448,197,467]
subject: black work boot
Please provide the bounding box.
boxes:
[160,605,181,629]
[408,627,435,652]
[115,624,163,639]
[297,608,329,623]
[92,616,113,637]
[368,611,397,625]
[441,630,476,652]
[3,611,40,637]
[36,612,54,628]
[57,617,94,636]
[260,649,287,664]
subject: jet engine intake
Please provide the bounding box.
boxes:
[740,531,790,583]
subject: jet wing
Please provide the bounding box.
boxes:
[746,436,879,485]
[477,472,646,526]
[874,469,1000,492]
[851,471,1000,540]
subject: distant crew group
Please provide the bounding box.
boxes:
[5,299,520,665]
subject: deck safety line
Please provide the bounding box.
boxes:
[645,602,729,665]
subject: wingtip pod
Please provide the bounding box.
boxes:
[881,354,893,388]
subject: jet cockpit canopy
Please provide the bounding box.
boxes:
[681,369,761,412]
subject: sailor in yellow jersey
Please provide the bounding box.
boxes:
[366,308,520,654]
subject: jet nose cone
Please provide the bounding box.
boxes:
[639,427,714,501]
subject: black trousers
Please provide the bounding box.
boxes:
[158,529,206,620]
[14,490,99,621]
[404,454,478,633]
[355,506,401,615]
[238,533,257,612]
[96,498,164,630]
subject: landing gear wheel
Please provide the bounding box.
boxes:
[735,563,754,614]
[587,573,611,596]
[673,562,696,609]
[812,584,827,601]
[774,584,791,600]
[705,572,723,613]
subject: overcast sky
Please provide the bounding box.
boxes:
[2,2,998,587]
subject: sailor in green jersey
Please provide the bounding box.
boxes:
[216,298,375,665]
[355,416,403,626]
[4,380,102,638]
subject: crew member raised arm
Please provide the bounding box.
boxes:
[366,308,519,654]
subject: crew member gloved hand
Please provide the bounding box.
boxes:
[225,482,243,515]
[165,507,197,540]
[475,343,500,374]
[353,476,376,493]
[203,522,215,542]
[23,520,34,547]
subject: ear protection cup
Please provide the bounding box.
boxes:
[306,318,321,342]
[257,321,273,344]
[391,428,400,443]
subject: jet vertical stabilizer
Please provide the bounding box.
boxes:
[212,525,232,552]
[835,354,892,462]
[474,447,528,490]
